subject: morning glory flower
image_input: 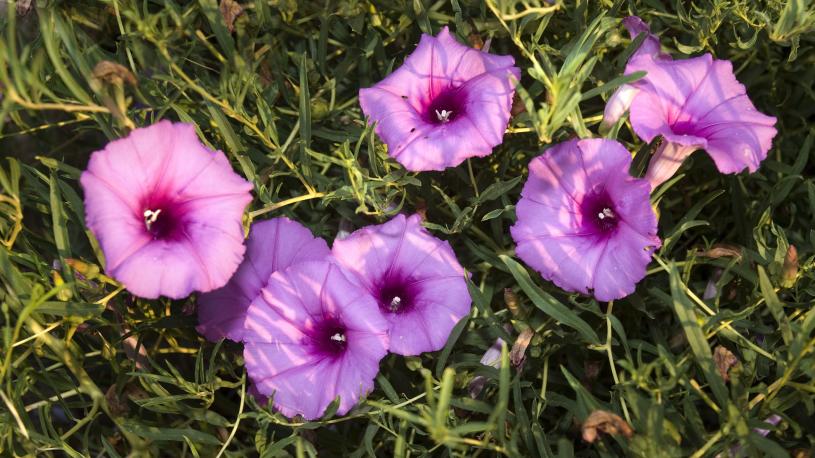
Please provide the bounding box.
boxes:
[196,217,330,342]
[80,121,253,299]
[628,53,777,187]
[243,261,389,420]
[510,139,661,301]
[332,214,471,355]
[359,26,520,171]
[601,17,777,188]
[602,16,671,129]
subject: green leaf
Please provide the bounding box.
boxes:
[120,420,221,445]
[667,262,728,405]
[501,255,601,344]
[757,265,793,345]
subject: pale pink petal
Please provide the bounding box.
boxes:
[80,121,253,299]
[511,139,660,301]
[243,261,388,420]
[196,218,330,342]
[332,214,471,355]
[359,27,519,171]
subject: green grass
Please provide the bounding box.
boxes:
[1,0,814,456]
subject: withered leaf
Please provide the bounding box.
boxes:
[510,328,534,367]
[220,0,244,33]
[697,244,743,261]
[105,385,130,417]
[713,345,739,382]
[782,244,798,288]
[92,61,137,86]
[581,410,634,443]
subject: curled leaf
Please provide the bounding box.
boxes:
[504,288,524,317]
[782,244,798,288]
[713,345,739,382]
[220,0,244,33]
[581,410,634,443]
[92,61,137,86]
[105,385,130,417]
[697,244,743,261]
[510,328,534,367]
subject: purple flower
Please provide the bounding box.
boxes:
[243,261,389,420]
[629,53,777,187]
[359,27,520,171]
[510,139,661,301]
[601,17,777,188]
[80,121,253,299]
[196,217,330,342]
[332,214,471,355]
[602,16,670,128]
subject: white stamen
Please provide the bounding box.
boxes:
[597,207,614,220]
[389,296,402,311]
[143,209,162,230]
[435,109,453,123]
[330,332,346,343]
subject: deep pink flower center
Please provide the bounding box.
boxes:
[423,88,466,125]
[581,190,620,235]
[670,120,700,136]
[375,275,417,315]
[308,318,348,358]
[140,196,186,240]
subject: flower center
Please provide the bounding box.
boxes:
[376,277,416,315]
[581,191,620,235]
[140,198,185,240]
[435,109,453,123]
[424,89,466,125]
[597,207,615,221]
[310,319,348,358]
[143,209,162,231]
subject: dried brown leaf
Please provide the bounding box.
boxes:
[105,385,129,417]
[697,244,743,261]
[713,345,739,382]
[220,0,244,33]
[782,244,798,288]
[510,328,534,367]
[92,61,137,86]
[581,410,634,443]
[504,288,522,316]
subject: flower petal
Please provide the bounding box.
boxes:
[196,218,330,342]
[243,261,388,419]
[332,214,471,355]
[80,121,253,299]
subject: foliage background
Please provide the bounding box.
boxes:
[1,0,814,456]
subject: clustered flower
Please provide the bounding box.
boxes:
[79,20,776,420]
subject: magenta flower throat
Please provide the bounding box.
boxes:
[359,27,520,171]
[243,261,389,420]
[332,214,472,355]
[510,139,661,302]
[80,121,253,299]
[196,217,330,342]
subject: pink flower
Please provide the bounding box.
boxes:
[510,139,660,301]
[601,17,777,188]
[359,27,520,171]
[243,261,389,420]
[196,217,330,342]
[332,214,471,355]
[602,16,670,128]
[629,53,777,187]
[80,121,253,299]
